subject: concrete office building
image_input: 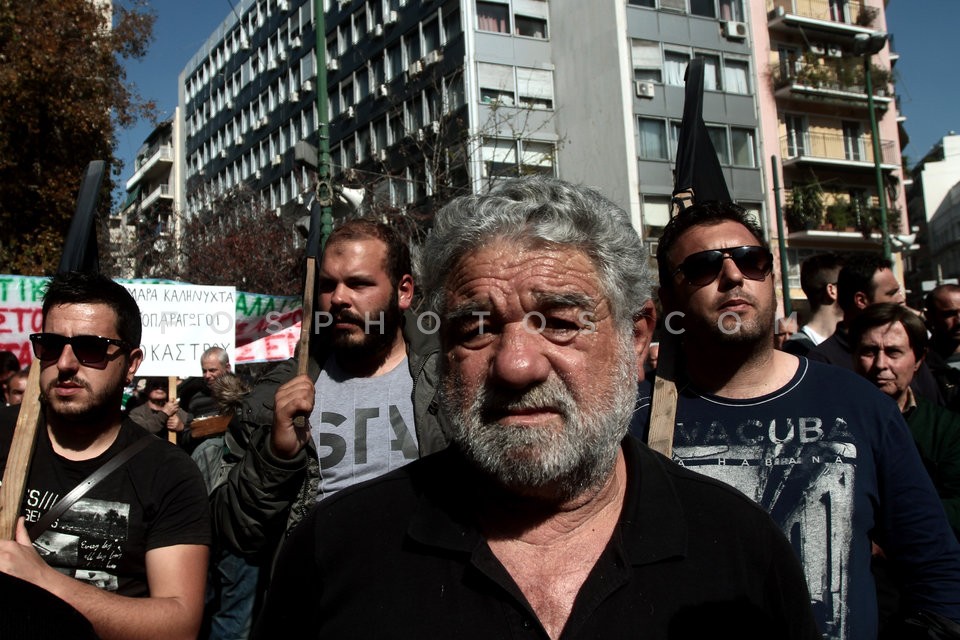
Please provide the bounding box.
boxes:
[751,0,908,310]
[173,0,765,248]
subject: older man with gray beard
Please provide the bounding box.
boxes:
[253,177,818,640]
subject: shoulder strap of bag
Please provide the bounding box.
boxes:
[27,434,156,540]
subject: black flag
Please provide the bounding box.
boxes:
[672,58,731,214]
[57,160,107,273]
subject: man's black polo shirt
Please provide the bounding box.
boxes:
[256,437,818,639]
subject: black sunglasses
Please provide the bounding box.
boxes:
[673,246,774,286]
[30,333,132,366]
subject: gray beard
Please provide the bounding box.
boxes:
[441,340,637,503]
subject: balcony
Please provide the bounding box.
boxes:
[125,144,174,190]
[780,132,899,171]
[140,183,173,211]
[771,59,892,108]
[768,0,881,38]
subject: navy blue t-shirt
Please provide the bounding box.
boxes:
[632,358,960,640]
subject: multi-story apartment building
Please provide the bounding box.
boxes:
[113,115,181,277]
[751,0,908,312]
[175,0,765,249]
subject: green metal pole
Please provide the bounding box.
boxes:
[771,155,792,318]
[864,54,891,259]
[315,0,333,247]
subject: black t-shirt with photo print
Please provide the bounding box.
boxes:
[8,419,211,597]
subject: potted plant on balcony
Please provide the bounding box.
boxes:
[786,181,824,231]
[826,199,855,231]
[857,205,903,239]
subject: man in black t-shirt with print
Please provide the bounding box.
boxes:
[0,272,210,640]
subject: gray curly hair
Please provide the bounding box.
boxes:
[420,176,652,329]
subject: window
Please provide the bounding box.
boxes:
[478,62,515,105]
[719,0,743,21]
[388,109,405,144]
[387,43,402,78]
[442,3,461,41]
[638,118,668,160]
[829,0,851,23]
[642,196,671,232]
[423,18,441,52]
[843,121,864,161]
[632,39,662,83]
[520,141,555,176]
[696,53,721,91]
[373,118,387,151]
[690,0,715,18]
[445,73,465,111]
[404,30,421,65]
[785,114,806,156]
[353,7,368,42]
[664,51,689,86]
[515,15,547,39]
[628,0,656,7]
[477,1,509,33]
[708,127,726,164]
[730,128,755,167]
[517,68,554,109]
[357,66,371,99]
[724,59,749,94]
[482,138,518,178]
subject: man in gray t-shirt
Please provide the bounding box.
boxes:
[214,219,450,563]
[310,356,418,500]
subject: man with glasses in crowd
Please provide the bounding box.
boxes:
[648,202,960,639]
[0,272,211,640]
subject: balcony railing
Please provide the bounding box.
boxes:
[126,145,174,190]
[769,0,879,28]
[772,60,891,102]
[139,184,172,211]
[780,132,898,166]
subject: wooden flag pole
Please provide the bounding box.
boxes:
[0,362,43,538]
[167,377,178,444]
[290,257,317,433]
[0,161,107,539]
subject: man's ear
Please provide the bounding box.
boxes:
[397,274,414,311]
[633,300,657,375]
[853,290,870,310]
[125,348,144,385]
[826,282,838,303]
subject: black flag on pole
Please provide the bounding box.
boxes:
[57,160,107,274]
[672,58,731,215]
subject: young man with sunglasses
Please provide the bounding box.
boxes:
[0,272,211,640]
[651,202,960,640]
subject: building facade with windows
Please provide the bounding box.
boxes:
[174,0,766,251]
[751,0,908,309]
[907,134,960,296]
[113,115,182,278]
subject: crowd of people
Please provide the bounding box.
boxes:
[1,176,959,639]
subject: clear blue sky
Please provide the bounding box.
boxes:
[884,1,960,164]
[114,0,235,201]
[114,0,960,202]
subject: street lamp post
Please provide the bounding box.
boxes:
[315,0,333,248]
[853,31,891,259]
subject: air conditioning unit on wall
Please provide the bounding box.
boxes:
[635,81,655,99]
[722,20,748,40]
